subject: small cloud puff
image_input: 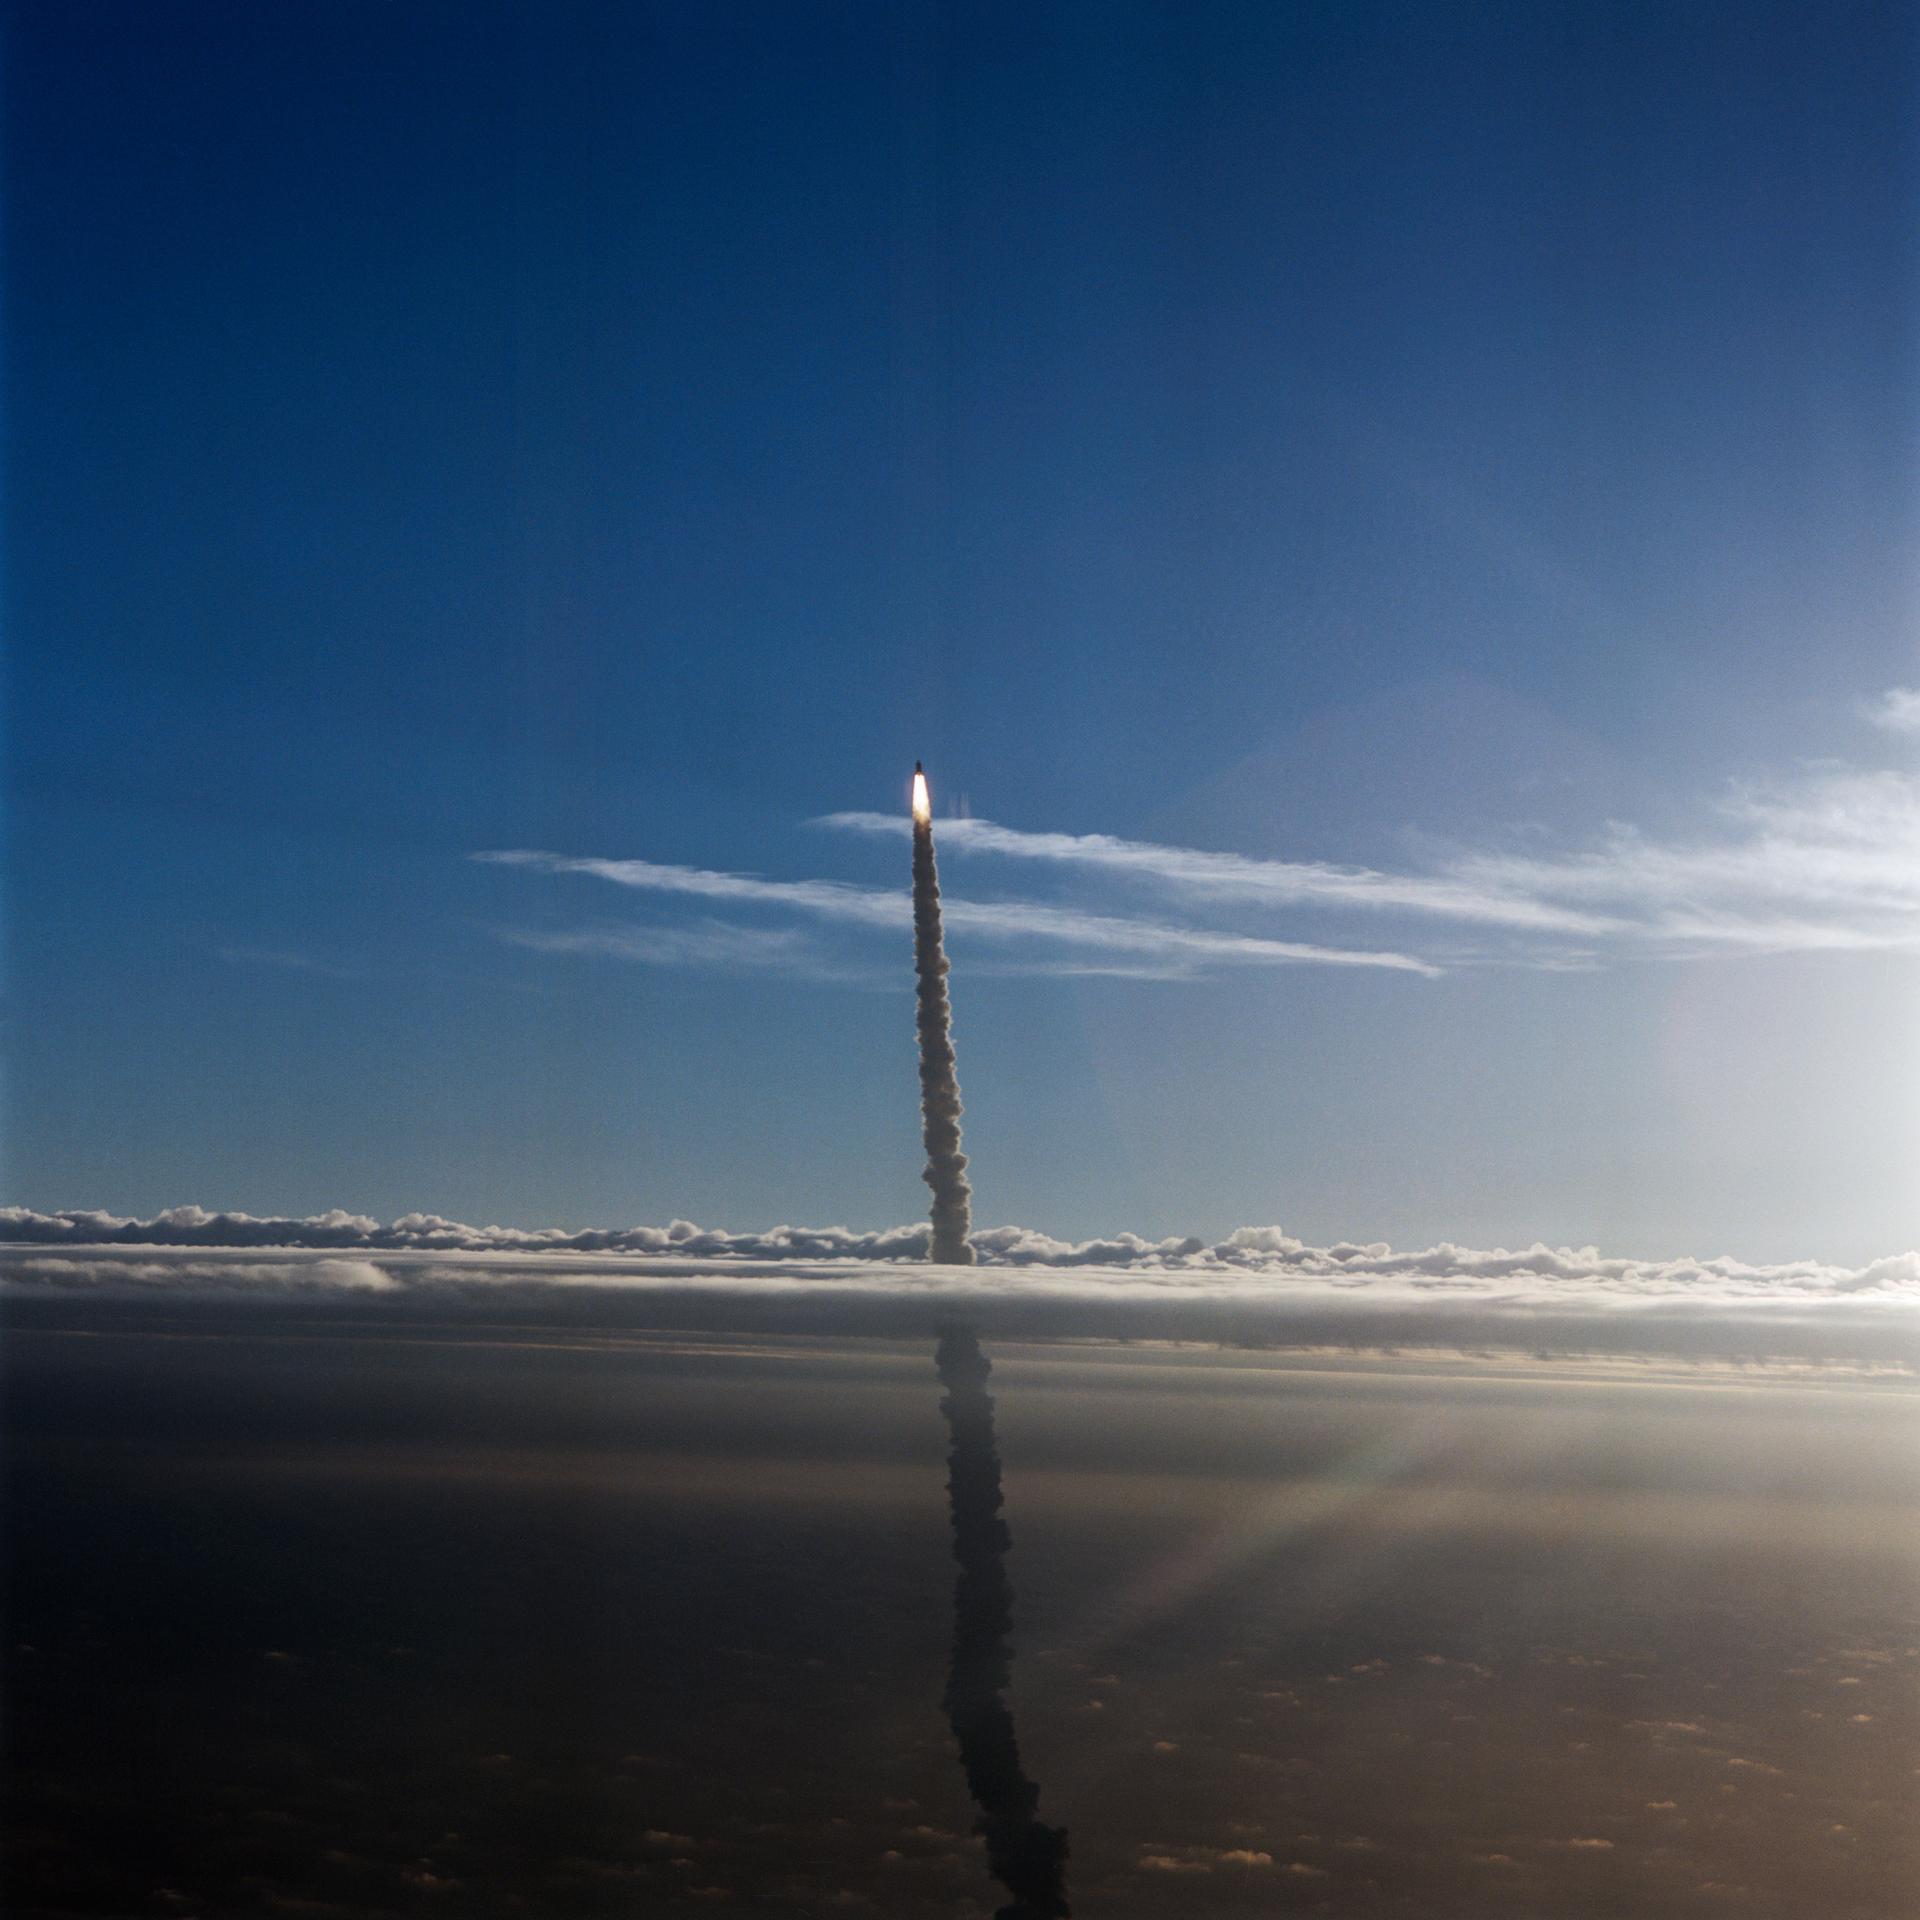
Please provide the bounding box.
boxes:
[1137,1846,1277,1874]
[1865,687,1920,734]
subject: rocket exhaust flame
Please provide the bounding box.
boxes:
[935,1322,1071,1919]
[911,763,974,1265]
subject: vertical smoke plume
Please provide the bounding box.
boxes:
[913,767,974,1264]
[936,1322,1071,1919]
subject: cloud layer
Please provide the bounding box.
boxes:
[475,699,1920,987]
[821,759,1920,964]
[815,812,1615,937]
[1865,687,1920,735]
[477,850,1436,977]
[9,1206,1919,1367]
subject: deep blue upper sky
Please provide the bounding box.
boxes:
[8,1,1918,1258]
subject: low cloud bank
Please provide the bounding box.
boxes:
[9,1204,1920,1293]
[5,1207,1920,1367]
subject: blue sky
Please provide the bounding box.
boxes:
[8,0,1919,1260]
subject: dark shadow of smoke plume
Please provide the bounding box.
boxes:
[935,1321,1070,1918]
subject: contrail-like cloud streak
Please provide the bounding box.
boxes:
[821,755,1920,960]
[476,848,1438,975]
[914,797,975,1265]
[936,1323,1070,1918]
[818,810,1612,935]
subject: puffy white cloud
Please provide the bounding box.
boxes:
[1864,687,1920,735]
[1135,1846,1280,1873]
[6,1207,1920,1366]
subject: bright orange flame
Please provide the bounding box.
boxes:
[912,769,931,821]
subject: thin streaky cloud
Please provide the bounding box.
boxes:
[509,926,1205,986]
[968,958,1204,982]
[814,812,1614,936]
[474,851,1440,976]
[824,762,1920,961]
[1449,771,1920,951]
[500,920,881,985]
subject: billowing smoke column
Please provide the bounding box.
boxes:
[912,764,974,1264]
[935,1322,1071,1918]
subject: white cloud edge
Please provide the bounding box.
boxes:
[812,812,1615,937]
[1865,687,1920,735]
[473,712,1920,983]
[13,1205,1919,1291]
[7,1207,1920,1368]
[816,758,1920,962]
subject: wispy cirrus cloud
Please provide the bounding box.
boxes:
[814,812,1614,935]
[479,700,1920,983]
[500,920,878,985]
[820,760,1920,963]
[1446,768,1920,955]
[474,851,1439,977]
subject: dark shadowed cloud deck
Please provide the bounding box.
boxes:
[6,1318,1915,1916]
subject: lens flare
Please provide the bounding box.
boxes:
[912,767,932,821]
